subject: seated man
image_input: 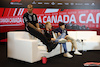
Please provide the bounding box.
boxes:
[44,22,73,58]
[23,4,58,52]
[54,22,82,55]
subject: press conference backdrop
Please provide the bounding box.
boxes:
[0,0,100,34]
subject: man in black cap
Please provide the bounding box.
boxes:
[54,22,82,57]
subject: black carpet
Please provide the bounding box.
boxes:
[0,43,100,67]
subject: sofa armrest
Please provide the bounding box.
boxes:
[8,39,39,63]
[97,35,100,41]
[87,35,100,41]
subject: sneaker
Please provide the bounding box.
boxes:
[63,52,73,58]
[58,38,67,43]
[74,51,82,55]
[47,42,58,52]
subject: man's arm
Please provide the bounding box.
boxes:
[65,30,69,38]
[28,22,42,33]
[58,32,61,36]
[36,23,40,29]
[28,22,37,30]
[65,35,69,38]
[35,14,40,29]
[34,14,42,32]
[51,38,56,41]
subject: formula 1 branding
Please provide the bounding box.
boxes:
[11,0,21,2]
[10,0,22,5]
[38,12,100,23]
[0,8,100,33]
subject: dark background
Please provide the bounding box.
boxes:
[0,0,100,9]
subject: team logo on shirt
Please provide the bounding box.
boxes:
[33,15,36,21]
[28,15,32,21]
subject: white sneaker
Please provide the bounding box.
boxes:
[74,51,82,55]
[63,52,73,58]
[58,38,67,43]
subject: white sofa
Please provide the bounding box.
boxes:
[7,31,62,63]
[7,31,100,63]
[67,31,100,51]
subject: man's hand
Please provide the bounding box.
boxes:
[37,28,42,33]
[51,38,56,41]
[58,32,61,36]
[65,35,69,39]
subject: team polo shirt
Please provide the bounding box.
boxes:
[23,12,38,31]
[54,27,68,35]
[44,29,53,41]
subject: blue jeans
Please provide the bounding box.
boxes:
[55,33,67,53]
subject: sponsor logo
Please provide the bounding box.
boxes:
[57,3,63,5]
[84,3,90,5]
[75,3,83,5]
[70,3,74,5]
[65,3,69,5]
[38,2,43,5]
[51,2,55,5]
[11,0,21,2]
[32,1,36,4]
[44,2,49,5]
[91,3,95,6]
[10,0,22,5]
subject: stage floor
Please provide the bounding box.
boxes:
[0,43,100,67]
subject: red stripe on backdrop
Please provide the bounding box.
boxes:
[0,38,7,42]
[33,9,46,14]
[0,8,100,33]
[3,8,10,17]
[0,8,4,17]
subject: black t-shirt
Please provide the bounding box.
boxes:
[23,12,38,31]
[44,29,53,41]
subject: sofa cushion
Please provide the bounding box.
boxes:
[38,46,48,54]
[76,31,97,40]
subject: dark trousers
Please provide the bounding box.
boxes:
[27,26,50,47]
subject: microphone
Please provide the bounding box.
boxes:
[81,39,83,42]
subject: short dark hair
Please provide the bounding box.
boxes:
[59,22,64,26]
[27,4,33,8]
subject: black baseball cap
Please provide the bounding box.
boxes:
[59,22,65,26]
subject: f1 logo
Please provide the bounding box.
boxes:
[11,0,21,2]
